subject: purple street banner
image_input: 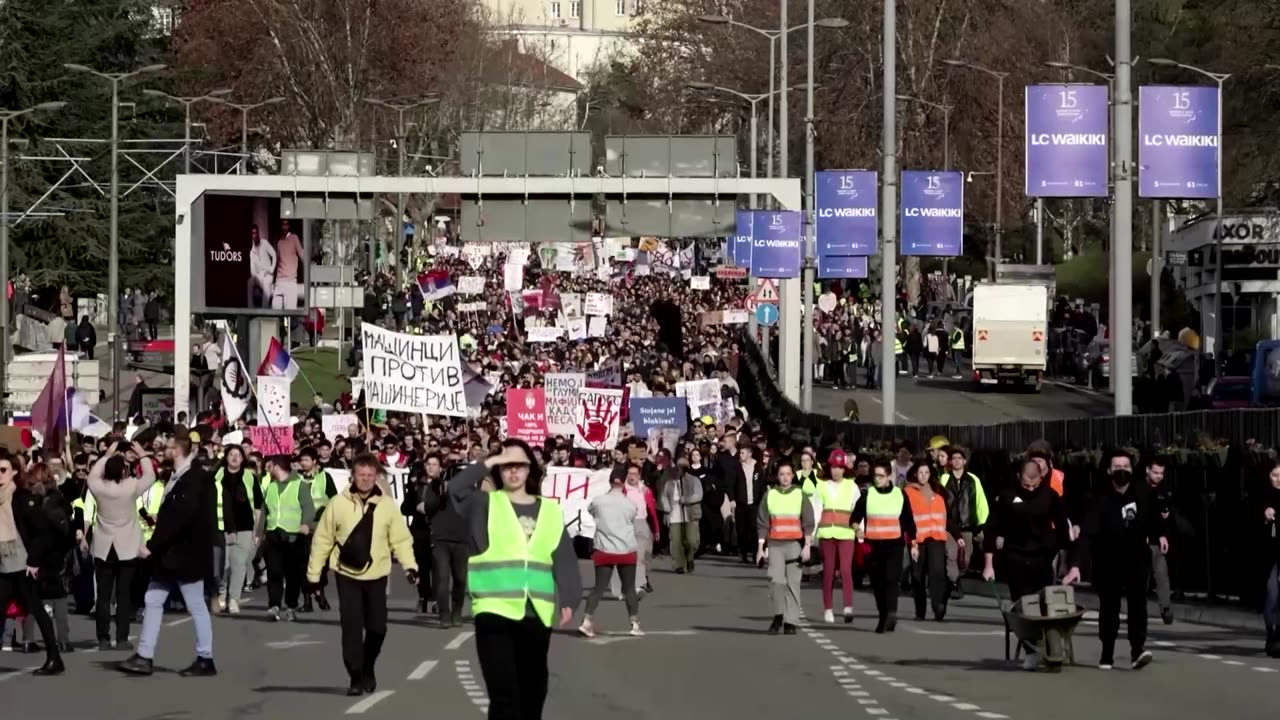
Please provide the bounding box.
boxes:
[816,170,878,256]
[732,209,754,267]
[817,254,868,279]
[1138,85,1220,199]
[749,210,803,278]
[900,170,964,257]
[1024,84,1109,197]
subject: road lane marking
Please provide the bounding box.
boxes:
[445,631,475,650]
[345,690,394,714]
[1252,667,1278,673]
[977,713,1010,719]
[166,617,192,627]
[953,703,980,711]
[905,627,1003,636]
[0,666,37,683]
[408,660,438,680]
[1198,654,1221,660]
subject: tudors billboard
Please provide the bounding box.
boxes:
[1024,84,1109,198]
[196,194,311,316]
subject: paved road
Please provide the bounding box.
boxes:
[3,557,1275,719]
[815,375,1114,426]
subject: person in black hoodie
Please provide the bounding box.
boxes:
[422,453,469,628]
[1258,460,1280,657]
[4,457,66,675]
[1066,449,1166,671]
[119,432,217,678]
[19,464,76,655]
[401,460,434,616]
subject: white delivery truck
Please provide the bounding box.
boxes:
[971,283,1048,390]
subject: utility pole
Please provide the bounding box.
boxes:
[880,0,898,424]
[1112,0,1134,415]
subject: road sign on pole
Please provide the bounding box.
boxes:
[755,278,780,303]
[755,303,779,326]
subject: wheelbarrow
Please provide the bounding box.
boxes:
[994,583,1086,671]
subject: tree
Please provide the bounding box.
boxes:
[0,0,178,296]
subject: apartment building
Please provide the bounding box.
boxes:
[485,0,639,81]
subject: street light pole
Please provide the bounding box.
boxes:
[366,96,439,289]
[943,60,1008,278]
[1112,0,1135,415]
[0,102,65,418]
[65,63,165,421]
[142,89,232,175]
[1149,58,1230,368]
[209,97,286,175]
[800,0,817,411]
[881,0,898,425]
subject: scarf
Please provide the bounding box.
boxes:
[0,482,18,552]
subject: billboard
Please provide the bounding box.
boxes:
[900,171,964,257]
[815,170,878,255]
[749,211,802,278]
[1024,84,1110,197]
[817,255,868,280]
[732,209,753,267]
[196,194,311,315]
[1138,85,1220,199]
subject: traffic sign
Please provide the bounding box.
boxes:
[755,303,779,326]
[755,278,780,303]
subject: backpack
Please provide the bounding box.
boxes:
[337,499,378,573]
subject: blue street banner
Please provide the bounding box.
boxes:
[749,210,803,278]
[629,397,688,437]
[900,171,964,257]
[817,255,868,279]
[1024,84,1109,197]
[733,210,753,267]
[816,170,878,256]
[1138,85,1220,199]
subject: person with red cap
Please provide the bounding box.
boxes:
[814,450,860,624]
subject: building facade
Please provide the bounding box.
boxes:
[1164,211,1280,356]
[486,0,639,81]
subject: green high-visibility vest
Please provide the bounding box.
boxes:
[305,471,332,513]
[765,487,805,540]
[215,468,257,532]
[816,480,858,540]
[468,492,562,627]
[798,470,819,497]
[264,478,304,533]
[138,482,164,541]
[72,494,96,528]
[864,487,905,540]
[950,328,965,351]
[894,338,904,354]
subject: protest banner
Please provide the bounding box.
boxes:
[560,292,583,318]
[458,276,486,295]
[566,317,587,341]
[573,387,623,451]
[461,244,490,271]
[690,275,710,290]
[505,388,548,444]
[630,396,688,437]
[256,375,291,426]
[248,425,294,455]
[526,325,563,343]
[584,292,612,316]
[543,467,612,538]
[544,372,585,436]
[360,323,466,417]
[503,263,523,291]
[675,378,721,406]
[588,316,607,337]
[321,413,360,440]
[457,301,487,313]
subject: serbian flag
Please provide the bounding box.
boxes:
[257,337,300,381]
[418,269,456,301]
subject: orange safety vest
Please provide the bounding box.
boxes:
[1050,468,1064,497]
[864,487,905,541]
[766,488,805,541]
[906,484,948,543]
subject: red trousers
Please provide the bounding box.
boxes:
[821,538,856,610]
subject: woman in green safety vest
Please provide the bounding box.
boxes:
[448,439,582,720]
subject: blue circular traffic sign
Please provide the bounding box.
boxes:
[755,302,779,326]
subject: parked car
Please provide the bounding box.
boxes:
[1074,337,1137,389]
[1190,376,1253,410]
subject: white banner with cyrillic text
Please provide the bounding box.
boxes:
[360,323,466,416]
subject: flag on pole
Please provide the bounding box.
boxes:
[417,269,456,301]
[256,337,300,381]
[31,344,68,452]
[220,332,252,423]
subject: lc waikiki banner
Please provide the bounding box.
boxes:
[730,209,754,267]
[1024,84,1109,197]
[815,170,878,257]
[749,211,803,278]
[1138,85,1220,199]
[900,170,964,257]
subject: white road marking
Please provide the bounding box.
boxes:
[0,666,37,683]
[976,713,1010,719]
[345,690,394,714]
[857,698,878,705]
[408,660,438,680]
[847,690,869,697]
[867,709,889,716]
[445,631,475,650]
[1252,667,1278,673]
[953,703,980,711]
[905,627,1003,636]
[1152,640,1177,647]
[1223,660,1245,666]
[863,395,912,422]
[166,617,192,627]
[929,695,956,702]
[1198,654,1221,660]
[905,687,927,694]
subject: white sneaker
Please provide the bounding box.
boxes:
[823,609,835,623]
[267,606,281,622]
[1021,652,1040,671]
[1131,651,1153,670]
[577,618,596,638]
[629,621,644,636]
[215,597,226,612]
[842,607,854,624]
[228,600,241,615]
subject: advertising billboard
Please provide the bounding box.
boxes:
[196,193,311,315]
[817,254,869,280]
[900,171,964,257]
[1024,84,1110,197]
[815,170,878,255]
[749,211,803,278]
[732,209,753,267]
[1138,85,1221,199]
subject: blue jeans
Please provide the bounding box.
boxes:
[138,578,213,660]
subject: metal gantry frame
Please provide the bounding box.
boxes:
[171,173,803,417]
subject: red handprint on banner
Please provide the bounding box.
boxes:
[576,394,619,448]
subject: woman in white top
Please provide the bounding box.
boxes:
[85,443,154,650]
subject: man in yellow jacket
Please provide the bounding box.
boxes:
[306,453,418,697]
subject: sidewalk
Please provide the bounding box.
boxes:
[960,576,1264,632]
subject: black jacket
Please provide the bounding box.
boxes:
[984,480,1073,562]
[1077,479,1166,567]
[13,489,74,582]
[146,467,215,583]
[421,475,467,544]
[944,472,982,531]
